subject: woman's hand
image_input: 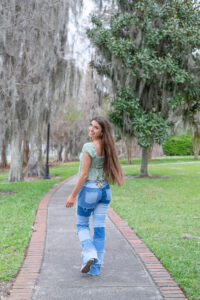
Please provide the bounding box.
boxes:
[66,194,76,207]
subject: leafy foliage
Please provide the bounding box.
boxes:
[163,134,194,156]
[87,0,200,115]
[108,87,168,148]
[87,0,200,173]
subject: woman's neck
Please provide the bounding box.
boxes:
[91,138,102,143]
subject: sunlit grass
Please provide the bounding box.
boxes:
[120,155,199,165]
[0,163,78,281]
[111,162,200,300]
[0,158,200,300]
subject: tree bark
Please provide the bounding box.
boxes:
[8,133,24,182]
[193,129,200,160]
[23,140,29,166]
[148,147,153,161]
[140,147,149,177]
[57,145,63,162]
[124,136,133,164]
[25,127,45,177]
[1,140,8,168]
[63,148,69,162]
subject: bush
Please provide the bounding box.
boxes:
[163,134,193,156]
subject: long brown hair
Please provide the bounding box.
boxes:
[91,116,124,186]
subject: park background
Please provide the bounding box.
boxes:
[0,1,200,299]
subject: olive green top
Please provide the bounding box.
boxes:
[78,142,105,181]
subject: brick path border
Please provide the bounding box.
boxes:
[7,176,187,300]
[7,175,76,300]
[108,207,187,300]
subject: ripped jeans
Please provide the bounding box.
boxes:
[76,180,111,275]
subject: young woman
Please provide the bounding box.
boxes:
[66,116,124,276]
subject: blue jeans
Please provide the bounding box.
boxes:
[76,180,111,275]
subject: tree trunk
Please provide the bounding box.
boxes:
[193,129,200,160]
[8,133,24,182]
[1,140,8,168]
[23,140,29,166]
[140,147,149,177]
[125,136,133,164]
[57,145,63,162]
[63,149,69,162]
[148,147,153,161]
[25,127,45,177]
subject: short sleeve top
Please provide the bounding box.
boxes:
[78,142,105,181]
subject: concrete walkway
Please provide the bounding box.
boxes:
[31,176,163,300]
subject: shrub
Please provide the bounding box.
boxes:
[163,135,193,156]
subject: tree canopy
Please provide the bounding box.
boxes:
[0,0,68,181]
[87,0,200,176]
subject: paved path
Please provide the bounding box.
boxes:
[31,176,163,300]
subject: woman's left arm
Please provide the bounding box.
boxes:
[66,153,91,207]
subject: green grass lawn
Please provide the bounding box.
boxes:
[120,155,199,165]
[0,162,79,281]
[111,162,200,300]
[0,158,200,300]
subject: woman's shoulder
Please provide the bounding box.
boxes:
[83,142,93,147]
[82,142,94,151]
[82,142,96,158]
